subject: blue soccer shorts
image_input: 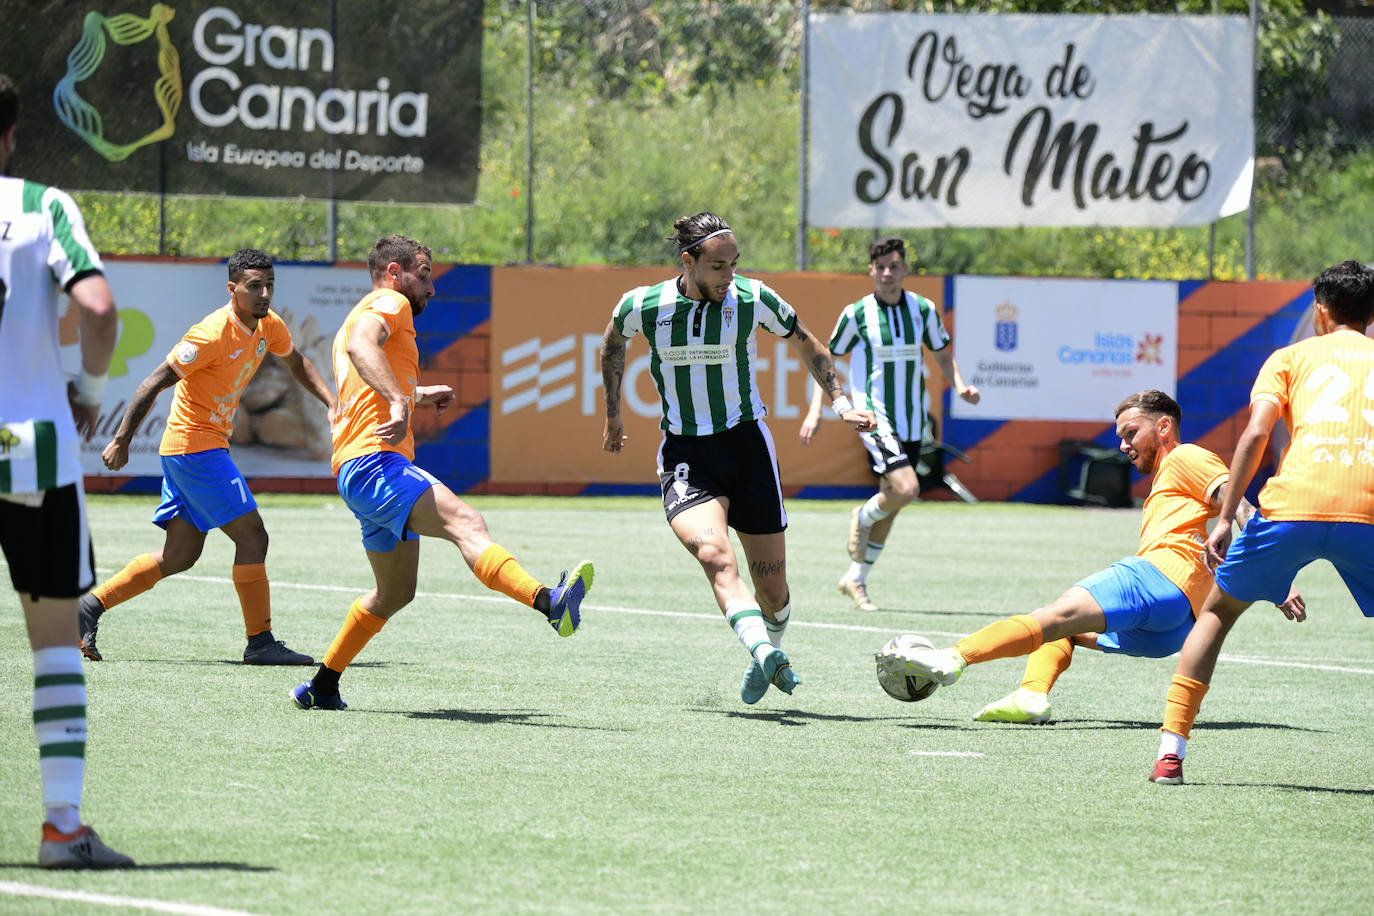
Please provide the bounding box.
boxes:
[1074,556,1195,657]
[154,450,256,533]
[336,451,438,552]
[1216,514,1374,617]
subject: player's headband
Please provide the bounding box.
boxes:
[680,228,732,254]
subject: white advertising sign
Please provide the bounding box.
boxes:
[950,276,1178,422]
[64,261,372,478]
[810,13,1253,228]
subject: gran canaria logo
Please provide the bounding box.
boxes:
[53,4,182,162]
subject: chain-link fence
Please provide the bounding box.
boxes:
[50,1,1374,280]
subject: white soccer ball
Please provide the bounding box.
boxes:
[876,633,939,702]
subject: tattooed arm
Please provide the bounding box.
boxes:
[787,318,875,433]
[601,320,631,454]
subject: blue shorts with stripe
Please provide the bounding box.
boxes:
[153,450,256,533]
[337,451,438,552]
[1217,514,1374,616]
[1074,556,1195,658]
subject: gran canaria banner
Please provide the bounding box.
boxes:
[809,13,1253,228]
[5,0,481,203]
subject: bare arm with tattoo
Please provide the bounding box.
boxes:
[787,318,875,433]
[601,320,630,454]
[100,361,181,470]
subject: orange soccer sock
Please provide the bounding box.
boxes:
[321,598,388,672]
[1162,673,1210,739]
[91,553,162,611]
[954,614,1044,666]
[232,563,272,638]
[1019,638,1074,694]
[473,544,542,608]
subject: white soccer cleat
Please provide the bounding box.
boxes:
[878,642,966,686]
[838,576,877,611]
[973,687,1051,724]
[846,507,873,562]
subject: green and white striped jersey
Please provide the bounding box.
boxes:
[612,276,797,436]
[829,291,949,441]
[0,177,104,494]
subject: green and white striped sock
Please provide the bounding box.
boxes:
[765,601,791,648]
[726,600,773,666]
[33,647,86,828]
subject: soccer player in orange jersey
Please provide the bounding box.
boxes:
[876,390,1301,723]
[1151,259,1374,784]
[80,249,335,665]
[290,235,592,711]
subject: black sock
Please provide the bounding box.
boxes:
[312,665,342,694]
[533,587,551,615]
[246,630,274,648]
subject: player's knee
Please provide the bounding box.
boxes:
[160,548,201,576]
[691,540,733,574]
[888,479,918,505]
[374,587,416,615]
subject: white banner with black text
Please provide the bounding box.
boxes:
[809,13,1253,228]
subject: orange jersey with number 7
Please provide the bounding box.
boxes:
[160,306,294,456]
[1252,328,1374,523]
[330,288,420,475]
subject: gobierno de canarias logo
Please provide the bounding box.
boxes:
[53,4,182,162]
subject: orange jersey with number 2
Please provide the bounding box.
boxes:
[1253,329,1374,523]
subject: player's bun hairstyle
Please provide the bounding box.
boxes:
[1115,389,1181,426]
[369,234,433,277]
[1313,259,1374,326]
[0,74,19,135]
[227,248,273,280]
[670,213,732,258]
[869,237,906,263]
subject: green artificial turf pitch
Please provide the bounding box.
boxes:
[2,495,1371,913]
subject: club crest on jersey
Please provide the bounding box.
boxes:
[175,342,198,364]
[722,306,734,328]
[256,338,268,357]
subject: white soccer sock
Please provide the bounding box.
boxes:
[726,599,773,666]
[845,561,867,583]
[765,601,791,649]
[1158,729,1187,760]
[33,647,87,819]
[858,494,891,528]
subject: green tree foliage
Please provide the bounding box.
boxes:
[73,0,1367,280]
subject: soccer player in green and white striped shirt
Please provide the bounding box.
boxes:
[601,212,874,705]
[801,238,980,611]
[0,74,133,868]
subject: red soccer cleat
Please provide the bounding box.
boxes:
[1150,753,1184,785]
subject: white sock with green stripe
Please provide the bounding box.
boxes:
[765,601,791,648]
[726,599,773,666]
[858,494,891,528]
[34,647,86,832]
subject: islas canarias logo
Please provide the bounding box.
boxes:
[54,4,182,162]
[1136,333,1164,365]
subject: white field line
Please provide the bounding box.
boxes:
[154,572,1374,676]
[0,881,266,916]
[910,750,986,758]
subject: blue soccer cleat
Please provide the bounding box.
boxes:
[741,659,770,705]
[548,560,594,637]
[290,681,347,711]
[761,648,800,695]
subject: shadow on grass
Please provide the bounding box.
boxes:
[1199,782,1374,796]
[116,659,402,668]
[689,707,962,728]
[0,861,275,871]
[964,718,1325,733]
[371,708,628,731]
